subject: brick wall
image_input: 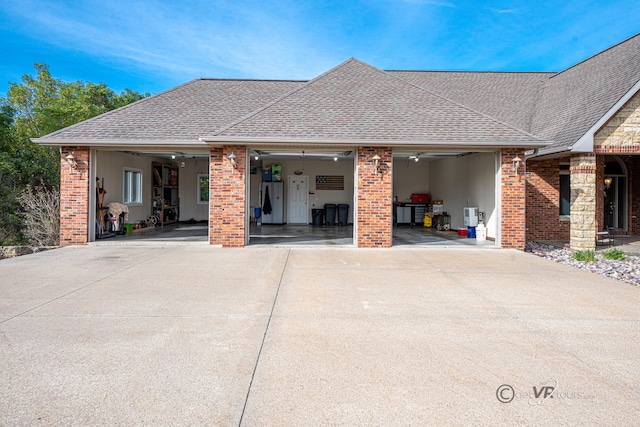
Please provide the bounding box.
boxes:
[60,147,90,245]
[209,146,246,247]
[356,147,392,248]
[525,159,570,241]
[501,149,526,250]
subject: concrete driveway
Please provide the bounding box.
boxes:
[1,245,639,425]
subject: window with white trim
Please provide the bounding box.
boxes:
[123,168,143,205]
[197,174,209,204]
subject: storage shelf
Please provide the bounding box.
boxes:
[152,162,179,226]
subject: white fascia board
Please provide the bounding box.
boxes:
[32,138,209,149]
[572,79,640,153]
[199,136,551,149]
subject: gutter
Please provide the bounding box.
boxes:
[199,136,552,149]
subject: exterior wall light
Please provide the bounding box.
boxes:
[603,177,612,189]
[512,155,522,172]
[372,154,382,172]
[227,152,238,169]
[65,153,78,170]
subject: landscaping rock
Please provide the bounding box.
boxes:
[0,246,57,260]
[526,241,640,286]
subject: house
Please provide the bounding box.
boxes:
[35,33,640,250]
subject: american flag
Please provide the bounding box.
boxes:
[316,175,344,190]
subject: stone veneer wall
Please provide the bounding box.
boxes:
[356,147,392,248]
[594,90,640,237]
[60,147,90,245]
[501,148,526,250]
[570,154,596,251]
[525,158,570,241]
[209,146,246,247]
[594,91,640,154]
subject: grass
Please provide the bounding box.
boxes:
[602,248,626,261]
[573,250,596,262]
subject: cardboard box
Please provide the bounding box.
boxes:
[432,204,444,213]
[432,200,443,205]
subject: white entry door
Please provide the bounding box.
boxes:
[287,175,309,224]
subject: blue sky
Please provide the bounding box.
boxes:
[1,0,639,97]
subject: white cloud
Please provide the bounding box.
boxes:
[1,0,338,80]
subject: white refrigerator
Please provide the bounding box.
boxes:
[261,182,284,224]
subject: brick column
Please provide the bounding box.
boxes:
[501,149,526,250]
[570,154,596,251]
[209,146,246,247]
[356,147,392,248]
[60,147,90,245]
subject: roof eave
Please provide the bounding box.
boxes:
[199,136,551,149]
[32,138,210,149]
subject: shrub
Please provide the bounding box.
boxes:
[18,185,60,247]
[573,250,596,262]
[602,248,625,261]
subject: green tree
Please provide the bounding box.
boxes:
[0,63,148,245]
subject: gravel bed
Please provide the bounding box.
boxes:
[526,241,640,287]
[0,246,57,260]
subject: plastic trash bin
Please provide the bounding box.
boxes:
[324,204,337,226]
[312,209,324,226]
[337,204,349,226]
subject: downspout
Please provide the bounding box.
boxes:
[522,148,539,249]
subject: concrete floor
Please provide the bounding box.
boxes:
[99,223,495,248]
[1,245,639,425]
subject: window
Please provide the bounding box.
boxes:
[123,168,142,205]
[559,164,570,216]
[197,174,209,204]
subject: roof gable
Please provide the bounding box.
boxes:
[209,58,544,145]
[533,32,640,155]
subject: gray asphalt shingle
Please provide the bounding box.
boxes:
[212,59,543,144]
[38,79,304,142]
[532,33,640,154]
[37,33,640,153]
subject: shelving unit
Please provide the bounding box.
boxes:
[152,162,179,226]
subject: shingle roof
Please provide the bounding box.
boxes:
[387,71,551,133]
[208,59,545,145]
[36,32,640,154]
[37,79,304,142]
[532,32,640,155]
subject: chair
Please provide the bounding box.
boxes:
[596,227,614,247]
